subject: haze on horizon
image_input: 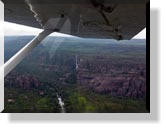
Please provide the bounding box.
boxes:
[4,22,146,39]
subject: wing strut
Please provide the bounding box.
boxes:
[4,30,53,77]
[4,15,68,77]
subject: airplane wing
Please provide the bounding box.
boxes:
[3,0,148,40]
[0,0,149,112]
[2,0,148,77]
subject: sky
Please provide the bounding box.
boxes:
[3,22,71,37]
[3,22,146,39]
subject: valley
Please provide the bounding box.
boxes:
[3,36,147,113]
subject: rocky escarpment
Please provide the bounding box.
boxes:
[77,56,146,99]
[5,73,42,90]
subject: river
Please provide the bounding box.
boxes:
[56,94,65,113]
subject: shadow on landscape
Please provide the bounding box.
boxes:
[8,9,160,123]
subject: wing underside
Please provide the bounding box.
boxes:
[3,0,148,40]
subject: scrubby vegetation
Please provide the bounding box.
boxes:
[4,36,147,113]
